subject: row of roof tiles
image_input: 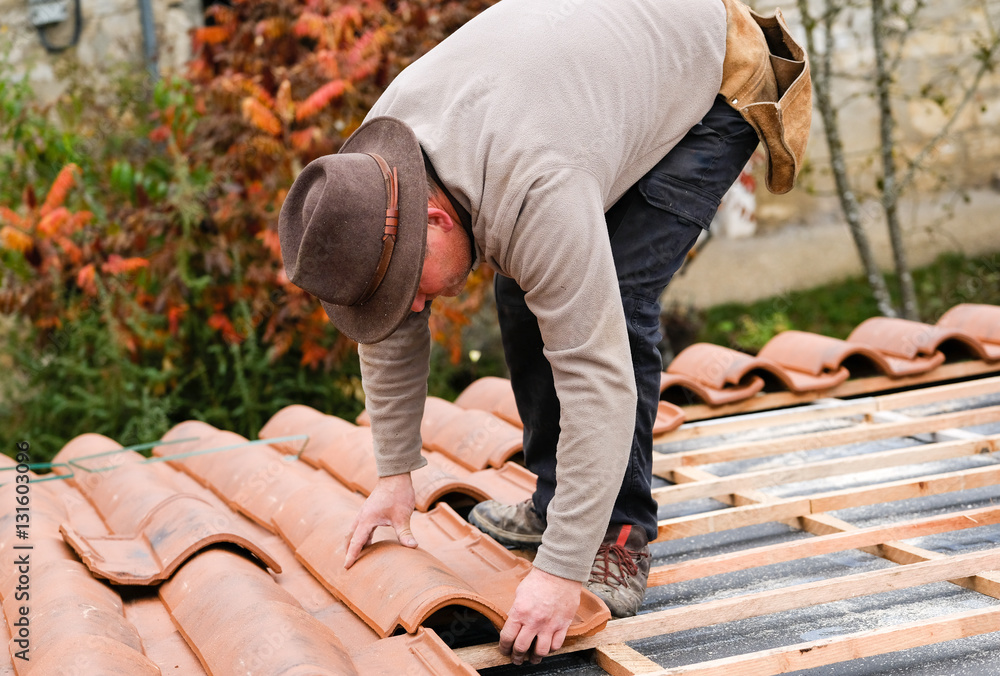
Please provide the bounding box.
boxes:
[3,301,999,673]
[0,401,611,674]
[454,305,1000,426]
[659,306,1000,406]
[656,306,1000,405]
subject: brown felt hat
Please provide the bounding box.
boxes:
[278,116,427,344]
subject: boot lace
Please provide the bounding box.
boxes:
[589,543,648,586]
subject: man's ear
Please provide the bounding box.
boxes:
[427,207,456,233]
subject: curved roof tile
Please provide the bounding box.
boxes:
[653,304,1000,409]
[758,330,944,379]
[451,376,684,436]
[123,595,208,674]
[937,303,1000,360]
[160,548,363,675]
[156,422,320,531]
[66,429,482,676]
[666,342,850,394]
[273,484,608,638]
[52,434,280,584]
[273,484,506,637]
[655,401,686,434]
[659,370,764,406]
[0,479,160,675]
[453,376,523,427]
[418,397,524,471]
[848,316,991,362]
[259,406,533,511]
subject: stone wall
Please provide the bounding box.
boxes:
[0,0,202,101]
[750,0,1000,231]
[4,0,997,203]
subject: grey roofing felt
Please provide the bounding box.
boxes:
[485,385,1000,675]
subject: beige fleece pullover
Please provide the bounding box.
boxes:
[359,0,727,582]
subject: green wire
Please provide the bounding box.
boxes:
[0,434,309,485]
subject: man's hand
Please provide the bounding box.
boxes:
[344,473,418,568]
[499,567,582,665]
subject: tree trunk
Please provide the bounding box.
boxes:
[797,0,897,317]
[872,0,919,319]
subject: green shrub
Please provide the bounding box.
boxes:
[0,0,501,463]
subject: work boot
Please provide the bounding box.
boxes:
[467,499,546,549]
[585,524,650,618]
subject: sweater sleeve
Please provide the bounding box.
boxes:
[501,167,638,582]
[357,306,432,477]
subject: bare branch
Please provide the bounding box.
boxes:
[886,0,927,73]
[894,28,1000,198]
[797,0,898,317]
[873,0,918,318]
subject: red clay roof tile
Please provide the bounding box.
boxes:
[312,425,383,493]
[260,404,357,458]
[421,395,465,434]
[848,316,991,362]
[654,401,685,434]
[123,594,208,674]
[43,478,112,542]
[353,628,478,675]
[447,376,684,435]
[52,434,280,584]
[159,548,362,675]
[460,461,536,507]
[28,635,162,676]
[261,532,386,651]
[453,376,523,427]
[757,329,944,379]
[273,483,609,638]
[418,397,524,471]
[273,483,497,637]
[666,343,849,394]
[412,505,609,635]
[0,479,160,675]
[263,404,533,511]
[660,370,765,406]
[45,423,548,675]
[937,303,1000,360]
[155,421,321,531]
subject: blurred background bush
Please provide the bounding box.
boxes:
[0,0,499,461]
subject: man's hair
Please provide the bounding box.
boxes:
[424,154,448,206]
[427,173,446,203]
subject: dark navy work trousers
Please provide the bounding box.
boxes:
[494,95,759,543]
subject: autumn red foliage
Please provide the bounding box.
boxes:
[182,0,499,368]
[0,0,498,456]
[3,0,498,362]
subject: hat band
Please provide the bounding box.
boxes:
[353,153,400,306]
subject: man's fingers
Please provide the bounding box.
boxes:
[530,633,553,665]
[342,475,418,569]
[498,618,520,656]
[344,522,375,569]
[551,626,569,652]
[511,627,536,666]
[343,515,362,551]
[396,524,417,548]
